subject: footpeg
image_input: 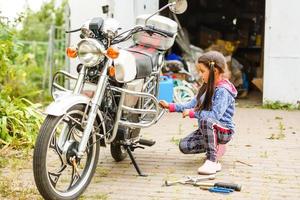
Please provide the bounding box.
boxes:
[138,138,156,146]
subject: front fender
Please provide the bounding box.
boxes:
[45,92,107,147]
[44,93,91,116]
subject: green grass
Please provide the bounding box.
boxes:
[80,193,109,200]
[96,167,111,177]
[0,176,41,200]
[267,121,286,140]
[263,100,300,110]
[171,136,180,146]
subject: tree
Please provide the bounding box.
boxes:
[17,0,66,41]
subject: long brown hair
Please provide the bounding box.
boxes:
[194,51,226,112]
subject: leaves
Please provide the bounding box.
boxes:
[17,0,67,42]
[0,1,66,149]
[0,94,44,148]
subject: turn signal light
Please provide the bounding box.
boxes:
[66,47,77,58]
[106,46,119,59]
[108,66,116,77]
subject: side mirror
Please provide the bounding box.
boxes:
[144,0,187,26]
[168,0,187,14]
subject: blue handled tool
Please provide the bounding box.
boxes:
[208,186,234,194]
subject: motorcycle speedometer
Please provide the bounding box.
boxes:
[77,38,106,67]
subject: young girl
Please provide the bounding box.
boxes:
[159,51,237,175]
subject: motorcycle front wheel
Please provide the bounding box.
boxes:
[33,104,100,200]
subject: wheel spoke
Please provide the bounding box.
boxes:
[48,165,67,188]
[50,135,64,165]
[68,165,81,190]
[66,114,82,127]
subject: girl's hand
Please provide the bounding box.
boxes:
[159,100,169,109]
[182,109,190,118]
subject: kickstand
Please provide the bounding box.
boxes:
[125,146,147,177]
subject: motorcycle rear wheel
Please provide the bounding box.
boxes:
[110,127,128,162]
[33,104,100,200]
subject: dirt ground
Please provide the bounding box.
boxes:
[1,105,300,200]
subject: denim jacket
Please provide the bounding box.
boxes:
[169,79,237,130]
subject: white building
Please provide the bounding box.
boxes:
[263,0,300,104]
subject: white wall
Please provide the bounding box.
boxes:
[68,0,109,75]
[264,0,300,104]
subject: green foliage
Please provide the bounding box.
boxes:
[263,100,300,110]
[0,0,67,148]
[0,96,44,148]
[0,22,43,100]
[17,0,67,42]
[0,23,44,148]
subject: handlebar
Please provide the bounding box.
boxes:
[145,25,175,38]
[112,25,176,45]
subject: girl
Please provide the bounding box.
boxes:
[159,51,237,175]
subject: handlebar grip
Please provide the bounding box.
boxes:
[145,26,176,37]
[155,28,176,37]
[214,182,242,191]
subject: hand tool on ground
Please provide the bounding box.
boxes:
[208,186,234,194]
[164,175,215,186]
[200,186,234,194]
[196,182,242,191]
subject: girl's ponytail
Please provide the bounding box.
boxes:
[195,61,215,112]
[203,61,216,110]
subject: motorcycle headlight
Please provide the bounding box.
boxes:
[77,39,105,67]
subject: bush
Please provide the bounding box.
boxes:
[0,22,44,148]
[0,96,44,148]
[0,0,67,148]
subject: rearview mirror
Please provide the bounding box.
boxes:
[168,0,188,14]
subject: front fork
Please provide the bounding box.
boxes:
[57,65,87,149]
[76,62,110,158]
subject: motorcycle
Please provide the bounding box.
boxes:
[33,0,187,199]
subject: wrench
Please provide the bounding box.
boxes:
[164,175,215,186]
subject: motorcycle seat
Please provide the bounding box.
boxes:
[127,45,159,79]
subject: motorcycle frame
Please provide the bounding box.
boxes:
[52,56,163,157]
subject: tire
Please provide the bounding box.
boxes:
[33,104,100,200]
[110,127,128,162]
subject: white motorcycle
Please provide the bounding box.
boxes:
[33,0,187,199]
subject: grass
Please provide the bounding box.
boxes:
[267,121,286,140]
[260,151,268,158]
[0,157,9,168]
[80,193,109,200]
[0,150,37,199]
[263,100,300,110]
[96,167,111,177]
[0,148,31,170]
[171,136,180,146]
[0,176,41,200]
